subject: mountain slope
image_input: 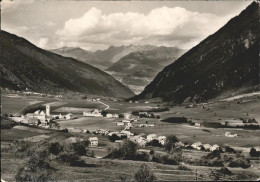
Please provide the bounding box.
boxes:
[49,47,107,70]
[133,2,259,103]
[106,47,185,94]
[50,44,157,70]
[0,31,135,98]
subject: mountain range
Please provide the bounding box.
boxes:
[0,31,135,98]
[133,2,259,103]
[50,44,157,71]
[106,47,185,93]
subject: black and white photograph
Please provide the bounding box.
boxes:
[0,0,259,181]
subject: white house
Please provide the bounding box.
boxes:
[225,131,238,137]
[116,122,124,126]
[106,114,113,118]
[83,109,102,117]
[120,130,134,137]
[147,134,157,142]
[124,113,131,120]
[191,142,203,150]
[195,123,201,127]
[89,137,98,146]
[158,136,167,145]
[203,144,212,151]
[65,113,73,120]
[210,144,220,151]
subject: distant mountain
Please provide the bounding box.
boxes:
[50,44,157,70]
[49,46,107,70]
[106,47,185,94]
[0,31,135,98]
[133,2,259,103]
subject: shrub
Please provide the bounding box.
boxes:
[134,164,155,182]
[205,150,221,159]
[225,146,236,153]
[146,139,162,147]
[218,167,232,175]
[228,158,251,168]
[109,134,126,142]
[177,165,190,170]
[49,142,63,155]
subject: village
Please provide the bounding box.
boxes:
[9,101,242,153]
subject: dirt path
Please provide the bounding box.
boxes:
[98,101,110,110]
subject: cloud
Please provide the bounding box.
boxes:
[56,6,232,49]
[38,37,49,48]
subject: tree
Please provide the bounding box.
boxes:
[121,140,137,160]
[165,135,179,152]
[249,148,260,157]
[134,164,155,182]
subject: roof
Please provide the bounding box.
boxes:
[89,137,98,141]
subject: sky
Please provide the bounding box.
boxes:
[1,0,252,51]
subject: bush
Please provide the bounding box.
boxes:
[218,167,232,175]
[109,134,127,142]
[146,139,162,147]
[134,164,155,182]
[205,150,221,159]
[152,153,181,165]
[49,142,63,155]
[225,146,236,153]
[177,165,190,170]
[228,158,251,168]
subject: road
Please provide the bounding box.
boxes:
[98,101,110,110]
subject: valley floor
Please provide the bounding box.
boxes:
[1,92,260,181]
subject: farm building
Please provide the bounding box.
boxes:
[210,144,220,151]
[203,144,212,151]
[191,142,203,150]
[158,136,167,145]
[83,109,102,117]
[89,137,98,146]
[225,131,238,137]
[147,134,157,142]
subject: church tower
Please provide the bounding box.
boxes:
[46,105,50,116]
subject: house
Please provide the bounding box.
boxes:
[149,124,155,127]
[195,123,201,127]
[137,138,147,147]
[106,114,113,118]
[83,109,102,117]
[34,110,40,114]
[225,131,238,137]
[65,113,72,120]
[116,122,124,126]
[120,130,134,137]
[210,144,220,151]
[203,144,212,151]
[124,113,131,120]
[108,131,120,136]
[122,120,131,124]
[40,111,45,115]
[147,134,157,142]
[175,141,185,147]
[88,137,98,146]
[158,136,167,145]
[115,140,123,143]
[191,142,203,150]
[26,113,46,122]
